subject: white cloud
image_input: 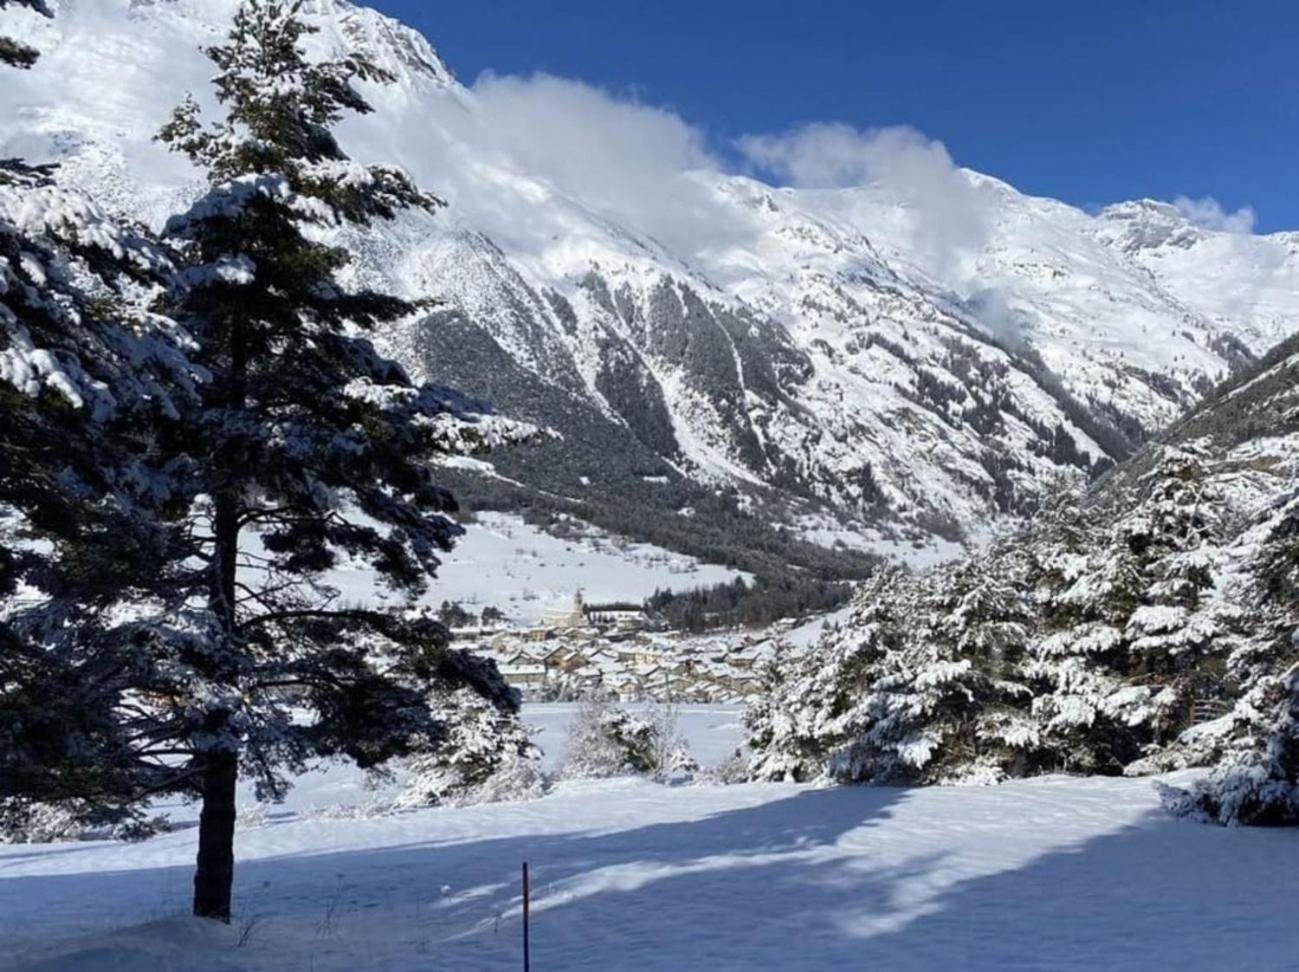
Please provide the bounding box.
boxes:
[737,122,950,191]
[341,67,1256,286]
[1173,195,1256,234]
[348,71,760,261]
[470,73,717,208]
[738,123,995,286]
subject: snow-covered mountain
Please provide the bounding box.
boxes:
[4,0,1298,555]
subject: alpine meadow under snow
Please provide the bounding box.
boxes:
[1,1,1298,970]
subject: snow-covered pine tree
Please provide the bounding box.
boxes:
[0,1,49,69]
[397,686,542,808]
[745,566,912,782]
[748,541,1042,787]
[1022,480,1151,772]
[919,542,1041,781]
[1023,447,1238,774]
[1,0,201,840]
[1163,494,1299,824]
[834,541,1040,785]
[84,0,530,921]
[1121,446,1239,739]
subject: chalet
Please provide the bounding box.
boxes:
[498,661,547,691]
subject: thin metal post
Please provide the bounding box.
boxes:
[522,861,531,972]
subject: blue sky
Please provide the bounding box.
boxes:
[369,0,1297,232]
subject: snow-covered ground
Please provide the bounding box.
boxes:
[330,511,747,626]
[212,703,745,815]
[3,709,1297,971]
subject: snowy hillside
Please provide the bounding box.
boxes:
[3,0,1298,553]
[4,763,1298,970]
[332,510,747,626]
[747,330,1299,816]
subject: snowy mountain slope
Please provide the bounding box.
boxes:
[1095,199,1299,354]
[3,0,1297,553]
[1096,330,1299,511]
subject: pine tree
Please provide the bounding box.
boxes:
[397,687,542,808]
[0,1,49,69]
[1,0,200,839]
[59,0,529,921]
[745,460,1242,787]
[1164,496,1299,824]
[1023,482,1155,772]
[746,567,912,782]
[921,543,1040,781]
[1022,448,1239,773]
[1121,446,1239,736]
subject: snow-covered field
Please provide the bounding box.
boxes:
[331,511,747,626]
[208,703,746,814]
[3,706,1297,971]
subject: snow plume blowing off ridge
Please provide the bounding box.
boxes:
[737,123,997,284]
[435,81,1005,293]
[1173,195,1257,234]
[464,73,741,255]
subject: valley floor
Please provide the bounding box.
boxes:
[2,715,1297,970]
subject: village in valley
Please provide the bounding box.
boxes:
[452,591,788,703]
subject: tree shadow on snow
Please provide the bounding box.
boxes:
[4,783,1298,971]
[856,804,1299,971]
[0,785,911,969]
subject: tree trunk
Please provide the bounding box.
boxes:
[192,749,238,921]
[194,317,245,922]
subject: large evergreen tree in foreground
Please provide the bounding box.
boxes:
[144,0,526,921]
[1163,496,1299,824]
[1,0,203,840]
[4,0,532,920]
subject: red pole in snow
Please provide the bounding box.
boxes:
[522,861,531,972]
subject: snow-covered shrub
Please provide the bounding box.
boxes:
[0,800,168,843]
[236,802,272,831]
[398,687,541,808]
[465,752,547,805]
[303,797,398,822]
[559,700,694,781]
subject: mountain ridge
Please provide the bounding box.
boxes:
[4,0,1298,561]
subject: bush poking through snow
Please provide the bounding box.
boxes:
[699,748,750,785]
[235,803,272,831]
[303,798,399,822]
